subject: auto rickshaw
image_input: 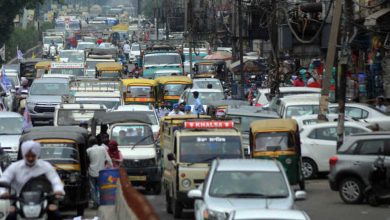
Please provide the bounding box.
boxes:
[249,119,305,190]
[95,62,123,79]
[20,58,49,85]
[35,61,52,78]
[193,60,228,81]
[121,78,157,105]
[19,126,89,216]
[155,76,192,109]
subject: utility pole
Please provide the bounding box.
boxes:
[318,0,342,121]
[238,0,245,100]
[269,0,279,97]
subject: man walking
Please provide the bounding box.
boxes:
[122,41,131,63]
[192,91,205,115]
[86,137,113,208]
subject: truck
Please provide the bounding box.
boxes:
[139,44,184,79]
[42,30,65,58]
[161,117,244,218]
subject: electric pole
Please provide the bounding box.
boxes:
[238,0,245,100]
[318,0,342,121]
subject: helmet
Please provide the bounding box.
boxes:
[173,103,180,109]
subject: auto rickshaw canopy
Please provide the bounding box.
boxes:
[21,126,88,144]
[122,78,157,87]
[35,61,52,70]
[95,62,123,72]
[250,119,298,133]
[155,76,192,85]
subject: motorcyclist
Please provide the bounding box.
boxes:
[14,77,29,113]
[0,141,65,220]
[48,40,58,59]
[129,63,141,78]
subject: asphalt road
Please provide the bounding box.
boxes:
[146,179,390,220]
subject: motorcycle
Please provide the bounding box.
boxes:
[365,155,390,206]
[16,89,29,114]
[0,175,62,220]
[48,46,57,61]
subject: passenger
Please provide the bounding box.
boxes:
[184,105,192,115]
[118,130,127,145]
[168,103,184,116]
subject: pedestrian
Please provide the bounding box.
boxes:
[184,105,192,114]
[293,75,305,87]
[96,124,109,146]
[107,140,123,168]
[123,41,131,62]
[0,141,65,220]
[192,91,205,115]
[168,103,184,116]
[86,137,113,208]
[376,96,387,113]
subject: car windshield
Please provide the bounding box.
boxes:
[59,51,84,62]
[127,86,154,98]
[209,171,289,198]
[255,132,292,151]
[40,143,79,163]
[285,105,319,118]
[43,37,62,44]
[196,64,215,73]
[187,92,224,105]
[179,136,241,163]
[163,84,189,96]
[0,117,23,134]
[57,109,105,126]
[144,54,181,65]
[193,80,223,91]
[50,68,84,76]
[75,98,120,109]
[30,82,69,96]
[111,125,154,146]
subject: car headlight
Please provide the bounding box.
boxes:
[181,179,191,188]
[203,209,228,220]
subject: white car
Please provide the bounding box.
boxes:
[255,87,321,107]
[115,105,160,139]
[229,209,310,220]
[300,122,371,179]
[329,102,390,131]
[179,88,225,113]
[129,43,141,63]
[293,114,371,130]
[192,78,224,92]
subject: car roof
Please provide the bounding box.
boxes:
[0,112,23,118]
[32,77,69,83]
[302,121,370,130]
[185,88,222,93]
[116,105,155,111]
[258,87,321,93]
[55,103,107,109]
[193,78,221,82]
[233,209,309,220]
[215,159,281,172]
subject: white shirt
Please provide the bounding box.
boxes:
[87,144,113,177]
[123,44,131,54]
[168,110,184,116]
[0,160,65,195]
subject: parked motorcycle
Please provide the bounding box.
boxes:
[365,155,390,206]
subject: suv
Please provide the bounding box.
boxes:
[188,159,306,220]
[328,132,390,204]
[27,78,70,125]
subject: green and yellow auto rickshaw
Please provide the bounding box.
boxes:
[249,119,305,190]
[155,76,192,109]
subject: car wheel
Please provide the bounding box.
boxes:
[339,177,364,204]
[172,197,182,219]
[302,158,318,179]
[165,190,172,214]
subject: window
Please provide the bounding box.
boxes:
[285,105,319,118]
[255,132,292,151]
[344,127,368,136]
[356,140,384,155]
[308,127,337,141]
[346,107,369,119]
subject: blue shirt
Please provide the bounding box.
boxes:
[193,98,204,115]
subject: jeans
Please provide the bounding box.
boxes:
[89,175,100,206]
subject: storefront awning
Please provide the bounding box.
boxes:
[364,8,390,27]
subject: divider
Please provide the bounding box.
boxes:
[115,168,160,220]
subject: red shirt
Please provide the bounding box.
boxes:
[293,79,305,87]
[97,38,103,45]
[307,81,321,88]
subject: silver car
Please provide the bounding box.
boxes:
[229,209,310,220]
[328,132,390,204]
[188,159,306,220]
[0,112,24,162]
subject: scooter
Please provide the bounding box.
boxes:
[0,175,62,220]
[365,155,390,206]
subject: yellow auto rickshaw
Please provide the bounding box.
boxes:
[121,78,157,105]
[249,119,305,190]
[193,60,228,81]
[155,76,192,109]
[95,62,123,79]
[34,60,51,78]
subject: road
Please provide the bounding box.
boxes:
[146,179,390,220]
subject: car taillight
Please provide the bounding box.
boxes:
[329,156,338,167]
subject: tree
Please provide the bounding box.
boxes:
[0,0,43,47]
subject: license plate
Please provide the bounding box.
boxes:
[128,176,146,181]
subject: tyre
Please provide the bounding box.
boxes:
[339,177,364,204]
[171,197,182,219]
[153,182,162,195]
[302,158,317,179]
[367,192,380,207]
[165,190,172,214]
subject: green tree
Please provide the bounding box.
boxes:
[0,0,43,47]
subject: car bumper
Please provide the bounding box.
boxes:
[29,112,54,121]
[328,175,338,191]
[124,166,162,185]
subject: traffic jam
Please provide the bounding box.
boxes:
[0,1,389,220]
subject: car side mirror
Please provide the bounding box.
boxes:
[294,190,306,201]
[187,189,203,200]
[167,153,175,161]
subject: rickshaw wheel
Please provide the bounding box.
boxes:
[172,198,183,218]
[299,179,306,191]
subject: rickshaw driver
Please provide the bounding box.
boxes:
[0,141,65,220]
